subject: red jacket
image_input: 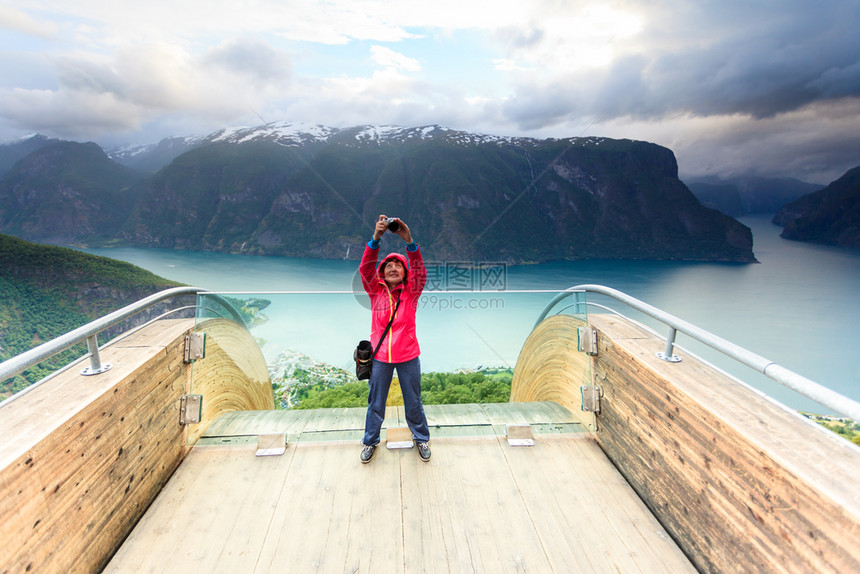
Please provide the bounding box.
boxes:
[359,244,426,363]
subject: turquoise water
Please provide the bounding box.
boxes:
[82,216,860,414]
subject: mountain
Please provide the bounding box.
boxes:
[772,166,860,249]
[0,134,64,176]
[685,176,822,216]
[1,122,757,263]
[107,135,208,173]
[0,141,146,245]
[123,123,755,262]
[0,233,182,396]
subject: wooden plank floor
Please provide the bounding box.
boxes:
[105,403,695,573]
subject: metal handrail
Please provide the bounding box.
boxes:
[537,284,860,421]
[0,304,199,409]
[0,286,206,385]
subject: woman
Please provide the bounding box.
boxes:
[358,214,430,463]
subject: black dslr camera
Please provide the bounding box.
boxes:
[384,217,400,232]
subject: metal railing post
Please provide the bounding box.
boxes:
[656,326,681,362]
[81,334,111,376]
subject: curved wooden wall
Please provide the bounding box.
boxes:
[510,314,595,430]
[0,316,274,573]
[188,318,275,444]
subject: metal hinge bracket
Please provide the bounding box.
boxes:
[184,332,206,363]
[581,385,603,413]
[256,433,287,457]
[506,424,535,446]
[180,394,202,425]
[577,326,598,356]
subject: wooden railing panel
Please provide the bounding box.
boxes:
[0,320,193,574]
[0,317,275,573]
[591,314,860,573]
[511,313,860,574]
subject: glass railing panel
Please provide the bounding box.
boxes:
[189,290,590,416]
[574,290,825,415]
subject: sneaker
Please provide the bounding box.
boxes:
[417,441,431,462]
[360,444,376,464]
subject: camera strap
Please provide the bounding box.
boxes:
[371,293,402,361]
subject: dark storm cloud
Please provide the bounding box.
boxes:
[589,55,653,117]
[654,0,860,116]
[503,1,860,127]
[809,61,860,99]
[678,114,860,184]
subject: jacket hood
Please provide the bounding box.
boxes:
[377,252,410,284]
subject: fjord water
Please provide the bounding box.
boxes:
[82,216,860,414]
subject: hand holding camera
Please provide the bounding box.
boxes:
[384,217,400,232]
[373,214,412,243]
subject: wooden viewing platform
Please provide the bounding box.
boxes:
[2,312,858,573]
[105,403,696,573]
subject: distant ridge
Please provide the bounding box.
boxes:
[0,134,63,175]
[685,175,822,216]
[773,165,860,249]
[0,141,145,245]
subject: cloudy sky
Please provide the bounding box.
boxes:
[1,0,858,183]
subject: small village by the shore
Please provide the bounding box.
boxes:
[268,349,356,409]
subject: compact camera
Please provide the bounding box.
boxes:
[384,218,400,232]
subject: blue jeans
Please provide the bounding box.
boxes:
[363,357,430,446]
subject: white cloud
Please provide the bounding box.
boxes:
[202,38,292,88]
[370,45,420,72]
[0,87,143,137]
[0,37,295,140]
[493,59,530,72]
[0,5,59,39]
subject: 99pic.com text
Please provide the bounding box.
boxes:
[418,294,505,312]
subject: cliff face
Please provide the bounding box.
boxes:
[773,166,860,249]
[0,126,756,263]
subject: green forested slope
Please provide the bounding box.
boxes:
[0,233,181,397]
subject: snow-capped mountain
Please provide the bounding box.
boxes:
[200,121,530,147]
[103,121,612,173]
